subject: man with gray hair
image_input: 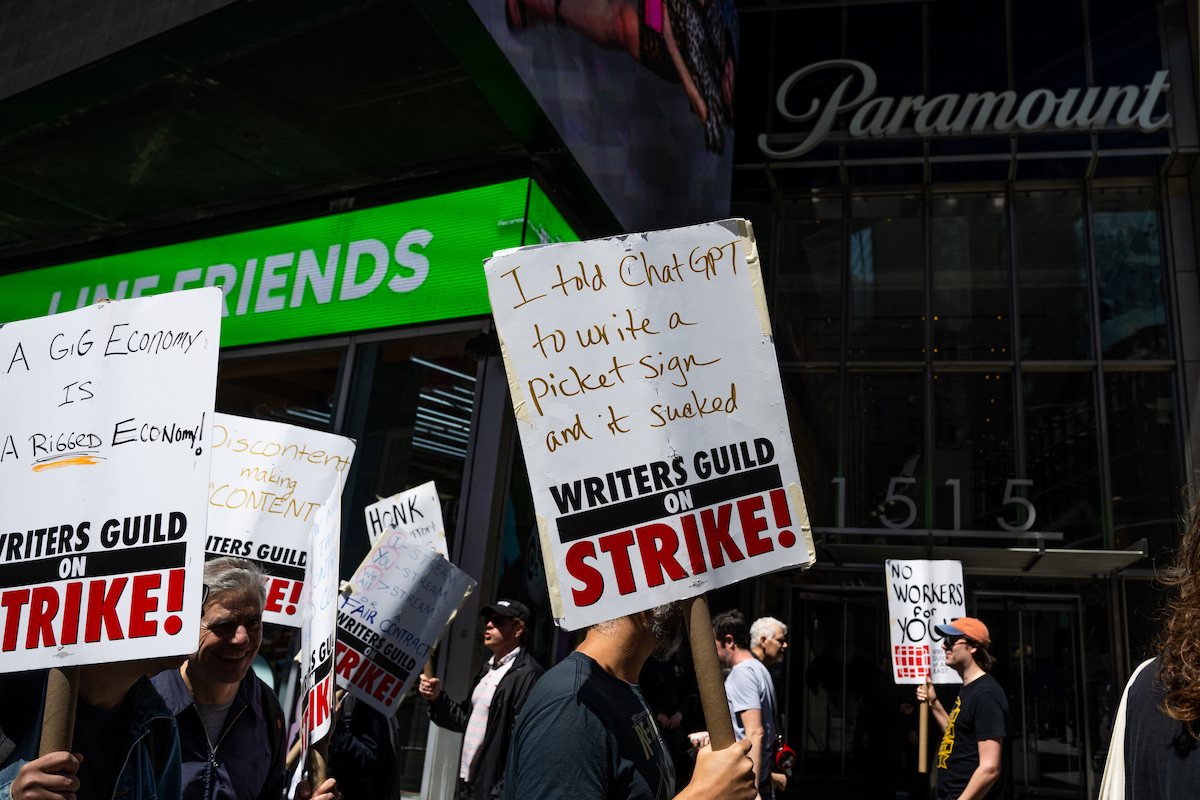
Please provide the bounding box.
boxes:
[153,557,339,800]
[749,617,788,668]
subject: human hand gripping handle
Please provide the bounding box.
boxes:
[418,675,441,703]
[678,741,755,800]
[297,777,340,800]
[11,753,83,800]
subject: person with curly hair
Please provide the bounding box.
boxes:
[1100,497,1200,796]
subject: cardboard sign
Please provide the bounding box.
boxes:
[300,480,341,752]
[206,414,355,627]
[335,525,475,717]
[0,288,221,670]
[485,219,815,629]
[364,481,448,556]
[885,559,966,685]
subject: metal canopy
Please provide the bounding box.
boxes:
[819,542,1147,577]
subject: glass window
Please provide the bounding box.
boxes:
[931,194,1011,360]
[929,0,1007,97]
[781,371,840,528]
[776,196,842,362]
[1089,0,1162,88]
[1023,373,1102,547]
[1012,0,1087,93]
[1092,187,1169,359]
[933,372,1017,532]
[1106,372,1184,558]
[1014,191,1092,360]
[846,372,925,528]
[215,349,344,430]
[847,4,922,100]
[848,195,924,361]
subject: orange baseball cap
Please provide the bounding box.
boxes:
[935,617,991,649]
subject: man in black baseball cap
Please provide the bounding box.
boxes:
[418,599,544,800]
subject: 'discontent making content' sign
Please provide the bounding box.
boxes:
[885,559,966,685]
[335,525,475,717]
[0,288,221,670]
[364,481,448,556]
[300,479,341,752]
[486,219,816,630]
[205,414,355,628]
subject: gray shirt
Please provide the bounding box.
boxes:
[725,657,776,782]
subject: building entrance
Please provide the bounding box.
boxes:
[977,594,1093,799]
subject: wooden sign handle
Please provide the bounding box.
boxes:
[683,595,736,751]
[308,738,329,789]
[918,679,930,774]
[39,667,79,756]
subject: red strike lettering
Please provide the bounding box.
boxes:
[635,524,688,587]
[373,673,397,702]
[84,578,128,643]
[598,531,637,595]
[701,504,744,567]
[129,574,160,638]
[355,662,387,693]
[265,578,288,613]
[737,496,774,557]
[312,676,331,729]
[336,642,362,680]
[566,541,604,606]
[26,587,59,649]
[2,590,29,652]
[680,514,707,575]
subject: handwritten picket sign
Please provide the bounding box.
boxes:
[300,479,341,751]
[0,288,221,670]
[885,559,966,685]
[335,524,475,717]
[364,481,447,556]
[485,219,815,630]
[206,414,355,627]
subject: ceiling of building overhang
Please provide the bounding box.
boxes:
[0,0,605,270]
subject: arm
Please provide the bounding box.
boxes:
[4,754,82,800]
[420,676,473,733]
[956,738,1003,800]
[675,741,756,800]
[737,708,767,792]
[915,684,948,732]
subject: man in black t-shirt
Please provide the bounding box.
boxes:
[503,603,756,800]
[916,617,1008,800]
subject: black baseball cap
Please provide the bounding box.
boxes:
[480,599,530,620]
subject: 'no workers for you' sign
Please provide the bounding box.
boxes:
[486,219,815,629]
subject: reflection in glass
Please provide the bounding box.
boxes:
[216,350,344,431]
[1015,191,1092,360]
[846,373,924,528]
[1092,188,1169,359]
[781,371,839,527]
[776,197,842,362]
[1106,372,1183,557]
[933,372,1016,531]
[849,196,924,361]
[932,194,1011,360]
[1023,373,1101,546]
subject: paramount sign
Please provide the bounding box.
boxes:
[759,59,1171,159]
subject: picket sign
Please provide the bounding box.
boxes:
[299,478,341,772]
[885,558,966,773]
[0,288,221,675]
[484,219,815,631]
[205,414,355,628]
[364,481,448,556]
[335,524,475,717]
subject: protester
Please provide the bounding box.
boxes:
[714,610,778,799]
[0,658,184,800]
[638,652,691,784]
[503,603,755,800]
[1099,498,1200,796]
[419,599,544,800]
[916,618,1007,800]
[749,617,788,668]
[328,693,396,800]
[152,557,339,800]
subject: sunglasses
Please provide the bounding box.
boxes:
[942,636,966,648]
[486,616,516,626]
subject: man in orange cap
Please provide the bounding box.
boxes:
[916,617,1008,800]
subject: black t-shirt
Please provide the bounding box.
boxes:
[503,651,675,800]
[1120,657,1200,798]
[935,674,1008,800]
[73,698,128,800]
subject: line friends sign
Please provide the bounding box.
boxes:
[486,219,815,629]
[885,559,966,685]
[0,289,221,670]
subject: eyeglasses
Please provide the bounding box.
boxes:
[486,616,515,626]
[942,637,966,649]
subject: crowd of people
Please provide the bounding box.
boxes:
[7,494,1200,800]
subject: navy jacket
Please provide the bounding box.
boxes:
[0,671,181,800]
[152,669,284,800]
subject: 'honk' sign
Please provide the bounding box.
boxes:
[486,219,815,629]
[0,288,221,670]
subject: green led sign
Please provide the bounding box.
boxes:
[0,179,577,347]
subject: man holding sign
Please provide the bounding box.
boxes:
[503,603,755,800]
[916,618,1008,800]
